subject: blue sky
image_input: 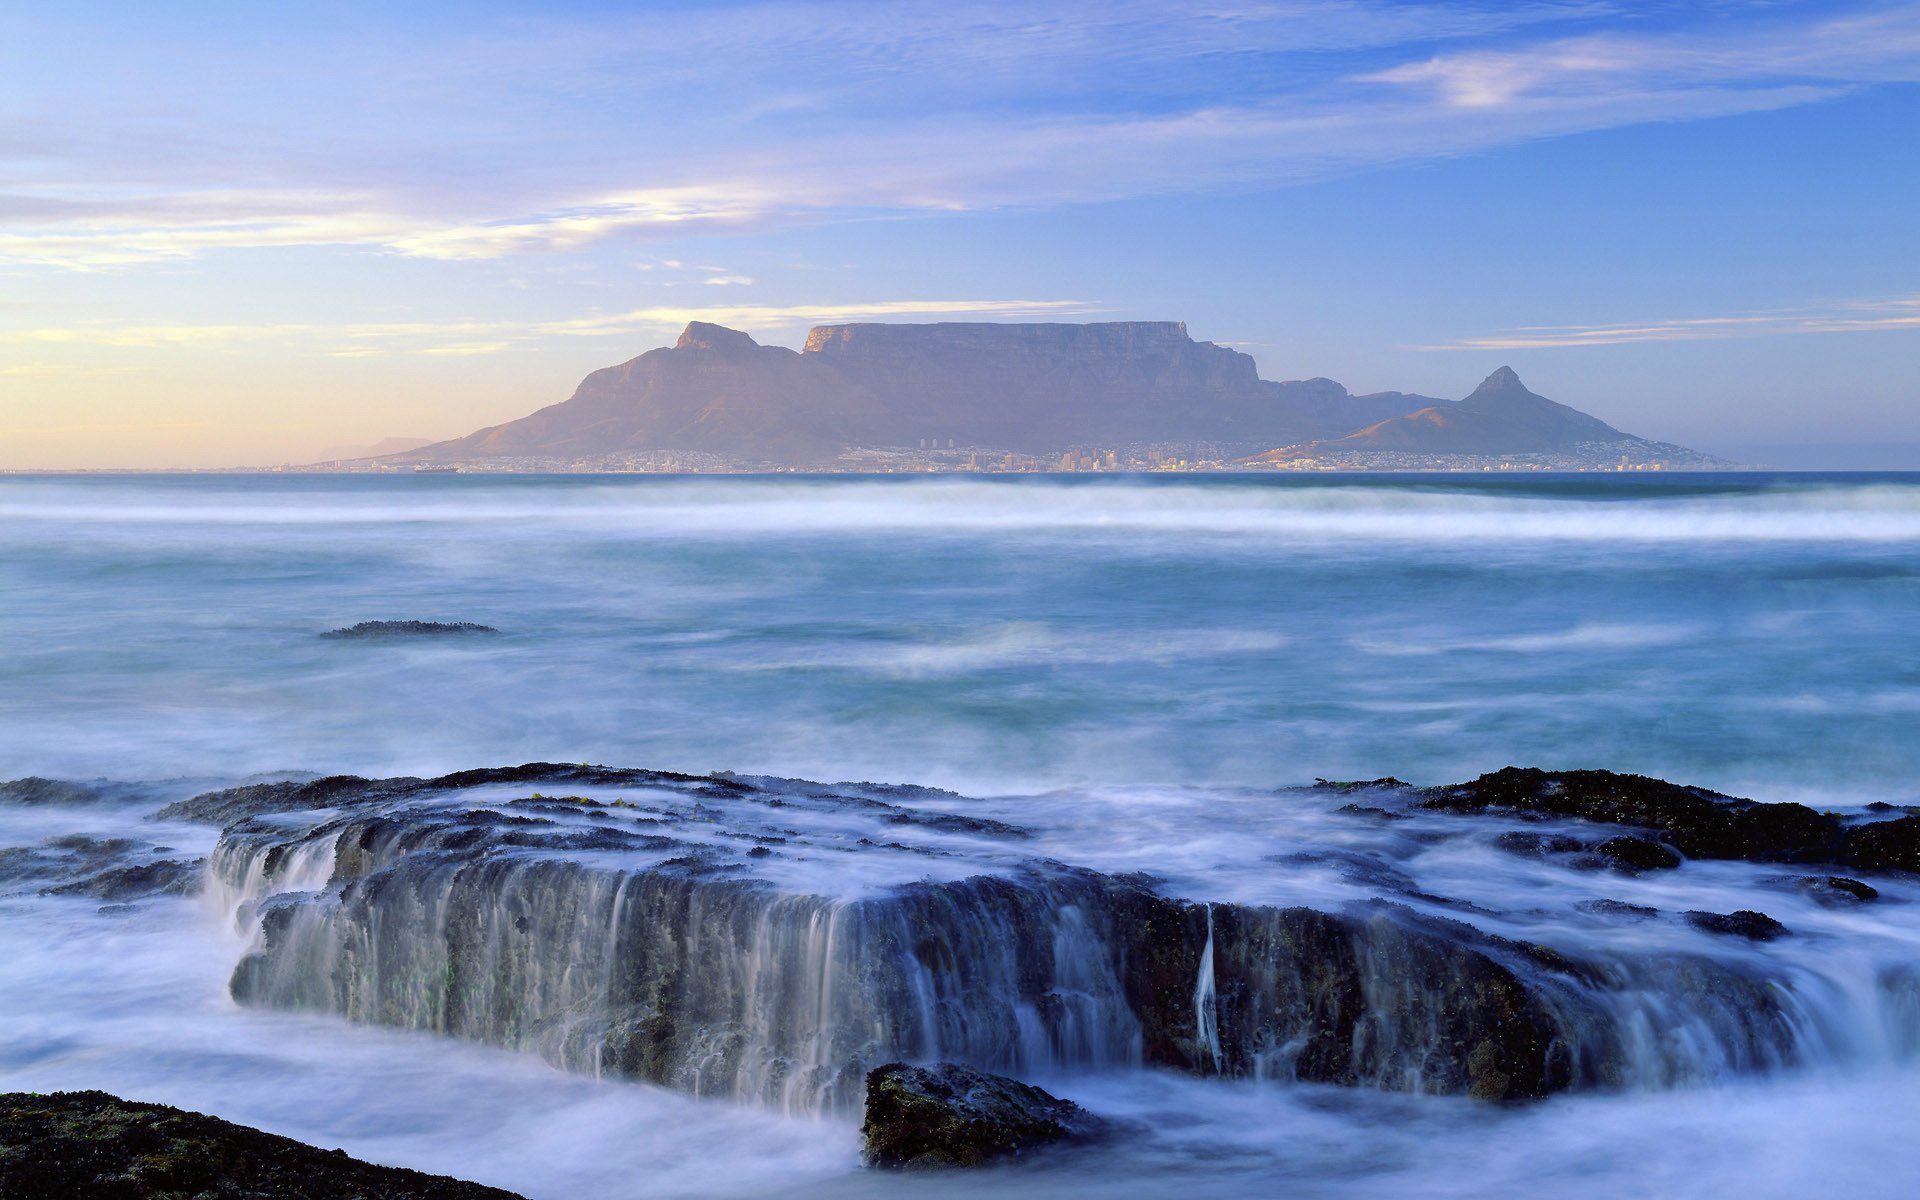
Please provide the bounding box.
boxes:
[2,0,1916,466]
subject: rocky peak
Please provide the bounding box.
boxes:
[1466,366,1530,403]
[674,322,761,354]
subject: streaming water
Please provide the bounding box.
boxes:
[3,471,1919,1197]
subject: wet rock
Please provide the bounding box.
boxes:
[1842,816,1920,874]
[0,1090,522,1199]
[1314,777,1413,794]
[1685,909,1789,941]
[212,764,1829,1111]
[43,858,203,901]
[861,1063,1098,1169]
[320,620,499,638]
[0,777,103,806]
[1596,836,1681,873]
[1763,874,1879,906]
[157,774,418,825]
[886,811,1031,839]
[1495,831,1587,858]
[1,834,199,900]
[1577,899,1659,920]
[1421,767,1920,875]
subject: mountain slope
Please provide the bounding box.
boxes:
[1245,367,1682,464]
[399,321,1453,464]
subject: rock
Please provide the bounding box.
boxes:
[1495,831,1587,858]
[1685,910,1789,941]
[1763,874,1879,906]
[211,763,1822,1111]
[0,834,200,900]
[0,777,102,806]
[1596,836,1681,873]
[861,1063,1098,1169]
[1577,899,1659,920]
[0,1090,523,1198]
[321,620,499,639]
[1842,815,1920,874]
[1420,767,1920,875]
[43,859,203,901]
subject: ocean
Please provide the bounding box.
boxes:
[3,471,1918,1197]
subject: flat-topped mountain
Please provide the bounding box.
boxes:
[393,321,1707,469]
[400,320,1448,465]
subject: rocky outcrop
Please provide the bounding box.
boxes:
[0,833,201,902]
[1418,766,1920,873]
[860,1063,1098,1169]
[399,321,1453,464]
[0,1090,522,1199]
[320,621,499,639]
[192,762,1877,1114]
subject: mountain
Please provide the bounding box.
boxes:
[400,321,1451,465]
[1335,366,1623,453]
[1244,367,1709,466]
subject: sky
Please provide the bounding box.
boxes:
[1,0,1917,468]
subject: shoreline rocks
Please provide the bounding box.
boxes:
[0,1090,522,1199]
[1419,766,1920,874]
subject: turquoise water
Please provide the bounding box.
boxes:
[6,471,1920,1200]
[3,471,1918,802]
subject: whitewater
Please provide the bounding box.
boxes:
[3,471,1919,1198]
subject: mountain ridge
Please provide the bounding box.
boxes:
[389,321,1703,469]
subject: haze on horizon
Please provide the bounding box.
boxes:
[1,0,1916,470]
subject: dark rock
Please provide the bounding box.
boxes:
[0,1090,522,1198]
[44,859,203,901]
[1421,767,1920,875]
[861,1063,1098,1169]
[1763,874,1880,906]
[1335,803,1410,821]
[321,620,499,639]
[0,777,102,806]
[1495,831,1588,858]
[1596,836,1682,873]
[1315,777,1413,794]
[1841,816,1920,874]
[1685,910,1789,941]
[1577,899,1659,920]
[886,811,1030,839]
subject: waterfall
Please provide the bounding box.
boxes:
[212,796,1920,1113]
[1194,904,1222,1074]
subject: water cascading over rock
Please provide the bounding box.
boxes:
[193,765,1920,1113]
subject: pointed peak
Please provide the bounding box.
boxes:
[675,322,760,353]
[1462,365,1540,405]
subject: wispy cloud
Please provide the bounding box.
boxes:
[4,2,1914,269]
[1421,295,1920,350]
[0,298,1101,354]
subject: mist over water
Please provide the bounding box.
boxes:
[4,472,1920,800]
[4,471,1920,1198]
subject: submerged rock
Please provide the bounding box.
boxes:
[0,777,103,806]
[861,1063,1097,1169]
[0,833,201,901]
[320,620,499,639]
[1685,910,1789,941]
[0,1090,522,1199]
[1596,836,1682,873]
